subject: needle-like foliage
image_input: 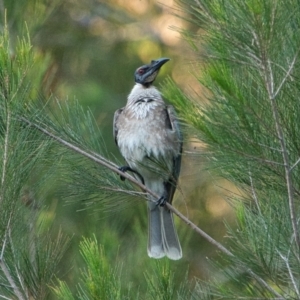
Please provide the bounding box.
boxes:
[0,25,71,300]
[4,0,300,298]
[162,0,300,298]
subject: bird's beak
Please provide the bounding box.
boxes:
[149,58,170,73]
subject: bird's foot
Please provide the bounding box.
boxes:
[118,166,145,185]
[118,166,132,181]
[155,182,170,207]
[156,195,167,207]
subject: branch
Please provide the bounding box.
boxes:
[0,295,13,300]
[248,170,262,215]
[0,214,25,299]
[20,117,283,298]
[0,108,10,206]
[0,261,25,300]
[273,47,300,99]
[262,57,300,249]
[290,157,300,172]
[278,250,300,298]
[0,212,12,260]
[222,144,284,167]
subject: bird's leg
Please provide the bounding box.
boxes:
[156,182,169,207]
[118,166,145,185]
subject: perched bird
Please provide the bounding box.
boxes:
[113,58,182,260]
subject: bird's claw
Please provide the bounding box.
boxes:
[156,182,170,206]
[118,166,129,181]
[118,166,145,185]
[156,196,167,207]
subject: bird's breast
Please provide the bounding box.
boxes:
[116,105,179,174]
[129,99,157,119]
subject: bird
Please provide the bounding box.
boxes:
[113,58,182,260]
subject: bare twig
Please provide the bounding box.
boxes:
[20,117,283,298]
[248,170,262,215]
[273,48,300,99]
[0,261,25,300]
[290,157,300,172]
[262,57,300,248]
[222,144,284,167]
[13,267,26,300]
[278,250,300,297]
[0,109,10,206]
[0,295,13,300]
[0,295,12,300]
[0,212,12,260]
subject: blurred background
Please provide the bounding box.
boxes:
[3,0,235,293]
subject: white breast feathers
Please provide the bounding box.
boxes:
[126,84,164,119]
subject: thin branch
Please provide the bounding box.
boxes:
[13,267,26,300]
[0,295,14,300]
[95,186,146,196]
[0,212,12,260]
[273,48,300,99]
[267,59,275,95]
[289,157,300,172]
[278,251,300,298]
[262,57,300,248]
[20,117,283,298]
[6,216,27,297]
[0,109,10,206]
[248,170,262,215]
[222,144,284,167]
[0,261,25,300]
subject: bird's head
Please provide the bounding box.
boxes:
[134,58,170,87]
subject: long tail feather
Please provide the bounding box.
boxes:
[147,201,165,258]
[147,201,182,260]
[161,207,182,260]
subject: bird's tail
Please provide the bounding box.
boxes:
[147,201,182,260]
[161,206,182,260]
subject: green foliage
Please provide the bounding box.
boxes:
[0,23,70,300]
[53,236,192,300]
[164,0,300,298]
[6,0,300,298]
[27,97,144,213]
[52,281,75,300]
[21,230,71,299]
[144,261,190,300]
[0,11,191,300]
[53,235,122,300]
[78,236,122,300]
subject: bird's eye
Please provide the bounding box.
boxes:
[137,68,145,74]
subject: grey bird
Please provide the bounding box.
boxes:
[113,58,182,260]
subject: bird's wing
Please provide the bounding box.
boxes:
[113,108,124,146]
[166,105,182,204]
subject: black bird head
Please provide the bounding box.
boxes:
[134,58,170,87]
